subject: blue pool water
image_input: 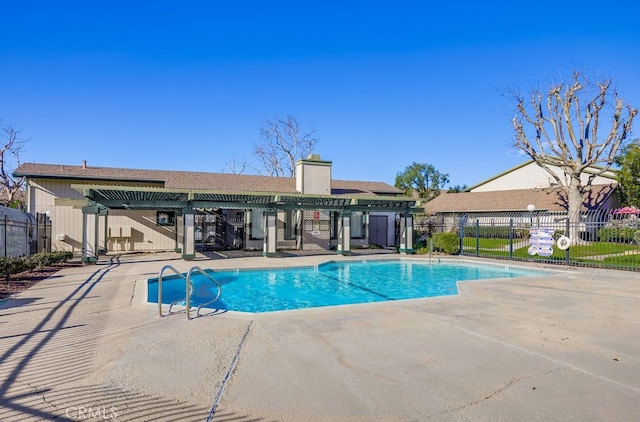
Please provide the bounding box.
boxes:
[148,259,550,313]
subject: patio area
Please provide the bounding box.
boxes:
[0,252,639,421]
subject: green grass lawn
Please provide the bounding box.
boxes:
[461,238,517,250]
[461,237,639,269]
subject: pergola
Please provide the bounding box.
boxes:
[74,185,421,262]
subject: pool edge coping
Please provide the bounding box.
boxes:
[135,255,574,317]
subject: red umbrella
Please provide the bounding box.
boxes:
[610,206,640,215]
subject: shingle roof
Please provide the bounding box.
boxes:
[331,180,402,196]
[423,185,617,214]
[14,163,402,196]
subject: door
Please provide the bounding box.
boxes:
[369,215,388,247]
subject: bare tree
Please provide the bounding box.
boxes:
[255,115,318,177]
[512,70,637,243]
[222,159,248,175]
[0,122,26,208]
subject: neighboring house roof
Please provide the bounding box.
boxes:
[331,180,403,196]
[14,163,402,197]
[423,184,618,214]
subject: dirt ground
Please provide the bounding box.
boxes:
[0,262,82,300]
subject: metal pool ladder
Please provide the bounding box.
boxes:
[157,265,222,320]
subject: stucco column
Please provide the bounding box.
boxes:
[337,210,351,255]
[263,209,277,257]
[399,213,414,254]
[182,209,196,260]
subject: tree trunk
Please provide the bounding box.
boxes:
[567,175,584,245]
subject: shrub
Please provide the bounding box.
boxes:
[413,238,428,250]
[30,252,55,269]
[0,257,31,280]
[28,251,73,269]
[0,251,74,281]
[432,232,460,255]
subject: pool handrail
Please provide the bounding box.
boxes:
[187,266,222,317]
[157,264,188,318]
[157,265,222,320]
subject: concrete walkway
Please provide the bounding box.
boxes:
[0,252,639,421]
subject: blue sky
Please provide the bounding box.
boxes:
[2,1,639,188]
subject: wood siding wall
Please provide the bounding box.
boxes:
[27,178,177,253]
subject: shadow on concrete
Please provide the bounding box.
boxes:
[211,410,272,421]
[0,296,41,310]
[0,253,219,421]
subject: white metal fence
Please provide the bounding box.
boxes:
[416,210,640,271]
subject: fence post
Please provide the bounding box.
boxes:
[3,215,7,257]
[458,217,464,256]
[509,218,514,260]
[475,219,479,257]
[565,217,571,265]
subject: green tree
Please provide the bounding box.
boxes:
[512,70,636,243]
[615,139,640,207]
[447,184,468,193]
[394,162,449,200]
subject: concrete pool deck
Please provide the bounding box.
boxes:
[0,252,639,421]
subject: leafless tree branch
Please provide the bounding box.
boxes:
[0,122,26,207]
[511,70,637,243]
[222,159,248,175]
[255,115,318,177]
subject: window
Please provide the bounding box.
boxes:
[330,212,338,239]
[330,212,366,239]
[250,210,264,239]
[157,211,175,226]
[284,210,297,240]
[351,212,365,239]
[329,211,366,239]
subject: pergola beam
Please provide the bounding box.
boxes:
[73,184,420,213]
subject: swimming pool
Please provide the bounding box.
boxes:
[148,259,551,313]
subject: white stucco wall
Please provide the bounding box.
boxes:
[471,162,617,192]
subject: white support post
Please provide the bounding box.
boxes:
[399,213,414,255]
[337,211,351,255]
[101,210,108,255]
[81,205,99,264]
[263,210,277,257]
[182,209,196,260]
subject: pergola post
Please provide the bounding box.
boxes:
[182,208,196,260]
[263,209,277,257]
[174,216,181,253]
[99,207,108,255]
[398,213,414,254]
[81,205,100,264]
[337,210,351,255]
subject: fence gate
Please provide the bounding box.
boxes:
[36,212,52,254]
